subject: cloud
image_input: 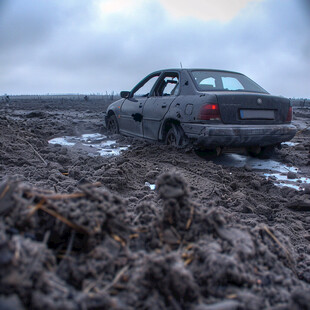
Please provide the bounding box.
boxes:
[0,0,309,97]
[158,0,261,22]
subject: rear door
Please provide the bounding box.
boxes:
[143,72,180,140]
[119,73,160,137]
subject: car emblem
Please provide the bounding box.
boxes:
[257,98,263,105]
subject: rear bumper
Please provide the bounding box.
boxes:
[181,123,297,148]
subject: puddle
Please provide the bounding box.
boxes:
[264,173,310,191]
[281,141,299,147]
[49,133,129,157]
[211,154,308,191]
[145,182,156,190]
[49,137,76,147]
[211,154,297,173]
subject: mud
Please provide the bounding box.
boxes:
[1,96,310,309]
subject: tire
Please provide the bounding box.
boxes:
[248,145,275,159]
[106,114,119,134]
[194,148,221,158]
[165,124,187,148]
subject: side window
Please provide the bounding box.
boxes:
[154,74,179,96]
[222,77,244,91]
[200,77,216,87]
[134,75,160,97]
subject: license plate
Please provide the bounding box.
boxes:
[240,109,275,120]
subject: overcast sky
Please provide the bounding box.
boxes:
[0,0,309,97]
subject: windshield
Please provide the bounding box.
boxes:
[191,70,268,93]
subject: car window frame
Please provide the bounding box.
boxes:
[152,71,181,97]
[130,72,162,98]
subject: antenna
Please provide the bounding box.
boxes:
[180,62,183,69]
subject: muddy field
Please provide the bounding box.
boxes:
[1,96,310,309]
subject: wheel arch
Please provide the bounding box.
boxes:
[105,109,117,124]
[107,109,116,118]
[159,118,181,141]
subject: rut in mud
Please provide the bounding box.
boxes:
[1,97,310,309]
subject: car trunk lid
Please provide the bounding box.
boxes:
[215,92,291,125]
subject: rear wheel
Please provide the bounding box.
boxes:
[107,114,119,134]
[248,145,275,159]
[194,147,222,158]
[165,124,187,148]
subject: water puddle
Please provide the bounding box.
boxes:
[145,182,156,190]
[211,154,309,191]
[281,141,299,147]
[264,173,310,191]
[49,133,129,157]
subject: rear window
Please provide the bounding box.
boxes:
[191,70,268,93]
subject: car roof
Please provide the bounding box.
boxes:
[151,68,245,75]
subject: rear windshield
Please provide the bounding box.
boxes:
[191,70,268,93]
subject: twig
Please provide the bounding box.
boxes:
[16,136,47,166]
[65,230,75,256]
[295,124,310,136]
[186,205,195,230]
[58,230,76,271]
[0,184,10,199]
[263,225,296,274]
[112,234,126,247]
[133,212,142,224]
[28,198,46,217]
[26,192,85,200]
[102,265,129,292]
[38,203,88,234]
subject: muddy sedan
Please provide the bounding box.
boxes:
[104,69,296,157]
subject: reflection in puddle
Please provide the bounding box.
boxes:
[211,154,297,173]
[211,153,307,191]
[49,133,129,157]
[49,137,76,147]
[281,141,299,147]
[145,182,156,190]
[264,173,310,191]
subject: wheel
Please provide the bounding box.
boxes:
[107,114,119,134]
[248,145,275,159]
[165,124,187,148]
[194,147,222,158]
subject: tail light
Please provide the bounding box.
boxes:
[198,104,221,120]
[286,106,292,122]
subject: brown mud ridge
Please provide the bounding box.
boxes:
[1,97,310,309]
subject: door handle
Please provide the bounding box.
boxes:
[139,104,143,108]
[162,104,167,108]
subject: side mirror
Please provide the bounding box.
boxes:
[120,91,131,99]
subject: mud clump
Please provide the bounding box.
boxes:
[157,172,192,230]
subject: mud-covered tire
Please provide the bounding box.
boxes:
[248,145,275,159]
[107,114,119,134]
[194,148,221,158]
[165,124,187,148]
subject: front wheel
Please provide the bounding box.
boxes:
[106,114,119,134]
[165,124,188,148]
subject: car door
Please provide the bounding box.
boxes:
[143,72,180,140]
[119,73,160,137]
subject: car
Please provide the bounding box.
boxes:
[103,69,296,157]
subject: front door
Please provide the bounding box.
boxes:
[119,73,160,137]
[119,98,146,137]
